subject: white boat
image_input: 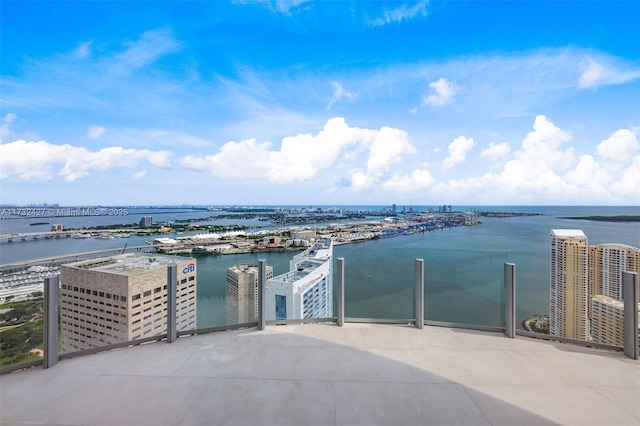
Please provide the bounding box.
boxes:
[72,233,92,239]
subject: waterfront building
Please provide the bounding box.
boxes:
[589,243,640,301]
[60,253,197,352]
[549,229,589,340]
[587,243,640,346]
[139,216,153,227]
[226,263,273,325]
[265,239,333,320]
[590,295,625,346]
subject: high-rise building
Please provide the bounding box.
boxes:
[589,243,640,301]
[590,295,624,346]
[139,216,153,227]
[550,229,589,340]
[60,253,197,352]
[588,243,640,346]
[226,263,273,325]
[265,239,333,320]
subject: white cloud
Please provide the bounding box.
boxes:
[610,155,640,199]
[579,56,640,89]
[481,142,510,160]
[327,81,356,110]
[133,170,147,180]
[443,136,474,169]
[182,118,376,182]
[180,117,419,189]
[87,125,106,140]
[424,77,458,106]
[434,117,640,204]
[564,155,610,196]
[116,28,180,71]
[516,115,573,170]
[371,0,429,26]
[365,126,415,177]
[382,169,435,192]
[595,129,638,166]
[0,139,171,181]
[350,171,375,191]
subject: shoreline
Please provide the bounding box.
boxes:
[559,215,640,222]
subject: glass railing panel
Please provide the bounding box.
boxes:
[195,250,304,327]
[336,245,416,321]
[0,284,45,369]
[516,256,630,349]
[58,253,174,356]
[420,249,508,328]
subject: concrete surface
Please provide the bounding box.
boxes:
[1,323,639,425]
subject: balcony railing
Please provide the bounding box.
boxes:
[1,255,638,375]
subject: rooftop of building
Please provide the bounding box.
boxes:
[593,294,626,308]
[294,238,332,260]
[1,323,639,425]
[64,252,194,276]
[551,229,587,238]
[227,263,261,274]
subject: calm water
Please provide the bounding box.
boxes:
[2,206,639,328]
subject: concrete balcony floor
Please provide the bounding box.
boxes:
[1,323,639,425]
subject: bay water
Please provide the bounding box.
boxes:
[1,206,638,329]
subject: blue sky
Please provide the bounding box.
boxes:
[1,1,639,206]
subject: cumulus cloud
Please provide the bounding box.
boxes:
[516,115,573,170]
[327,81,356,110]
[87,125,106,140]
[382,169,434,192]
[443,136,474,169]
[424,78,458,106]
[0,140,171,181]
[563,155,610,196]
[436,117,640,204]
[371,0,429,26]
[365,127,415,177]
[610,155,640,199]
[578,56,640,89]
[595,129,638,165]
[180,117,418,190]
[481,142,510,160]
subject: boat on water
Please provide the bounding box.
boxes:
[95,234,115,239]
[71,233,92,239]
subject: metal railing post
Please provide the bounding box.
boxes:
[623,271,638,360]
[337,258,345,327]
[43,275,59,369]
[166,264,177,343]
[504,263,516,338]
[258,259,267,330]
[415,259,424,329]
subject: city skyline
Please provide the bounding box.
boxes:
[1,1,639,206]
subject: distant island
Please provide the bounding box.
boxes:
[560,215,640,222]
[479,211,541,218]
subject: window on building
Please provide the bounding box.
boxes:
[276,295,287,320]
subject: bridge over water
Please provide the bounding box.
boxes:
[0,245,156,272]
